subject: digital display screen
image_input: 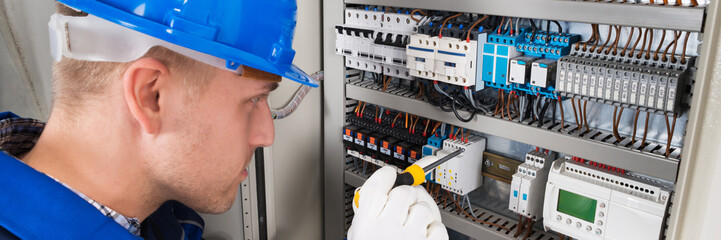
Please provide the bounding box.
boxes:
[557,189,597,223]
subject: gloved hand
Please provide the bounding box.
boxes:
[348,166,448,240]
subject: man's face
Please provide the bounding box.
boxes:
[149,66,279,214]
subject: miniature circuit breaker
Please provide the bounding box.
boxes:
[509,150,554,219]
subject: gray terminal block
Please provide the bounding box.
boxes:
[510,56,539,85]
[556,57,568,92]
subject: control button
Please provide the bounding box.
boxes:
[556,215,562,221]
[576,222,582,228]
[597,220,603,226]
[586,226,592,232]
[599,203,606,208]
[598,212,604,217]
[595,229,602,235]
[566,219,572,225]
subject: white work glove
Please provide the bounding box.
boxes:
[348,166,449,240]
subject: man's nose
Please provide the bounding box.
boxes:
[249,104,275,148]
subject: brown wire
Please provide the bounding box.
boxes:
[610,26,623,55]
[641,112,650,147]
[653,30,667,60]
[577,99,585,130]
[361,102,367,116]
[621,27,636,56]
[447,191,512,232]
[466,15,489,42]
[583,100,590,131]
[632,110,640,144]
[511,94,520,119]
[571,99,581,129]
[663,31,682,62]
[409,9,427,22]
[636,28,650,59]
[681,31,691,64]
[439,13,463,38]
[515,215,526,237]
[593,25,610,53]
[499,90,506,117]
[424,119,431,135]
[676,0,683,5]
[494,90,502,115]
[507,91,513,121]
[583,24,598,51]
[628,27,644,57]
[644,30,655,59]
[690,0,699,6]
[524,219,534,239]
[601,25,615,54]
[612,106,622,141]
[665,112,678,156]
[671,31,682,63]
[577,24,595,51]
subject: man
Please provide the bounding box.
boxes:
[0,0,447,239]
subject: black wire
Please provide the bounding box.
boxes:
[538,97,550,127]
[545,20,551,44]
[552,21,562,33]
[452,92,476,122]
[529,19,538,44]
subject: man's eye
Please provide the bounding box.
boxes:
[251,97,261,104]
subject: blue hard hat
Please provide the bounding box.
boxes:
[56,0,318,87]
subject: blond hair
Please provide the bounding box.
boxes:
[52,2,214,111]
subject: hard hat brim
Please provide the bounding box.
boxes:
[57,0,319,88]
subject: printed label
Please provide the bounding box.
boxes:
[354,138,364,146]
[394,152,405,160]
[367,143,378,151]
[343,135,353,142]
[381,148,391,155]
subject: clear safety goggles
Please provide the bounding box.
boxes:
[48,13,243,75]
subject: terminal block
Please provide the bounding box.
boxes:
[434,136,486,195]
[557,48,693,114]
[516,29,580,59]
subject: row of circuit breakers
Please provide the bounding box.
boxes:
[336,7,692,114]
[337,7,681,240]
[344,109,671,240]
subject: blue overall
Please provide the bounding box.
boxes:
[0,112,204,239]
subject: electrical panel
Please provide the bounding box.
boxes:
[330,1,709,239]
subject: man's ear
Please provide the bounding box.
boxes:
[123,57,168,135]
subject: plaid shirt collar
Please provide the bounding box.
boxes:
[0,116,141,236]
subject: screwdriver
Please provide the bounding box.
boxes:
[393,148,464,187]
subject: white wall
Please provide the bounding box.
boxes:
[266,0,323,238]
[0,0,55,119]
[0,0,323,239]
